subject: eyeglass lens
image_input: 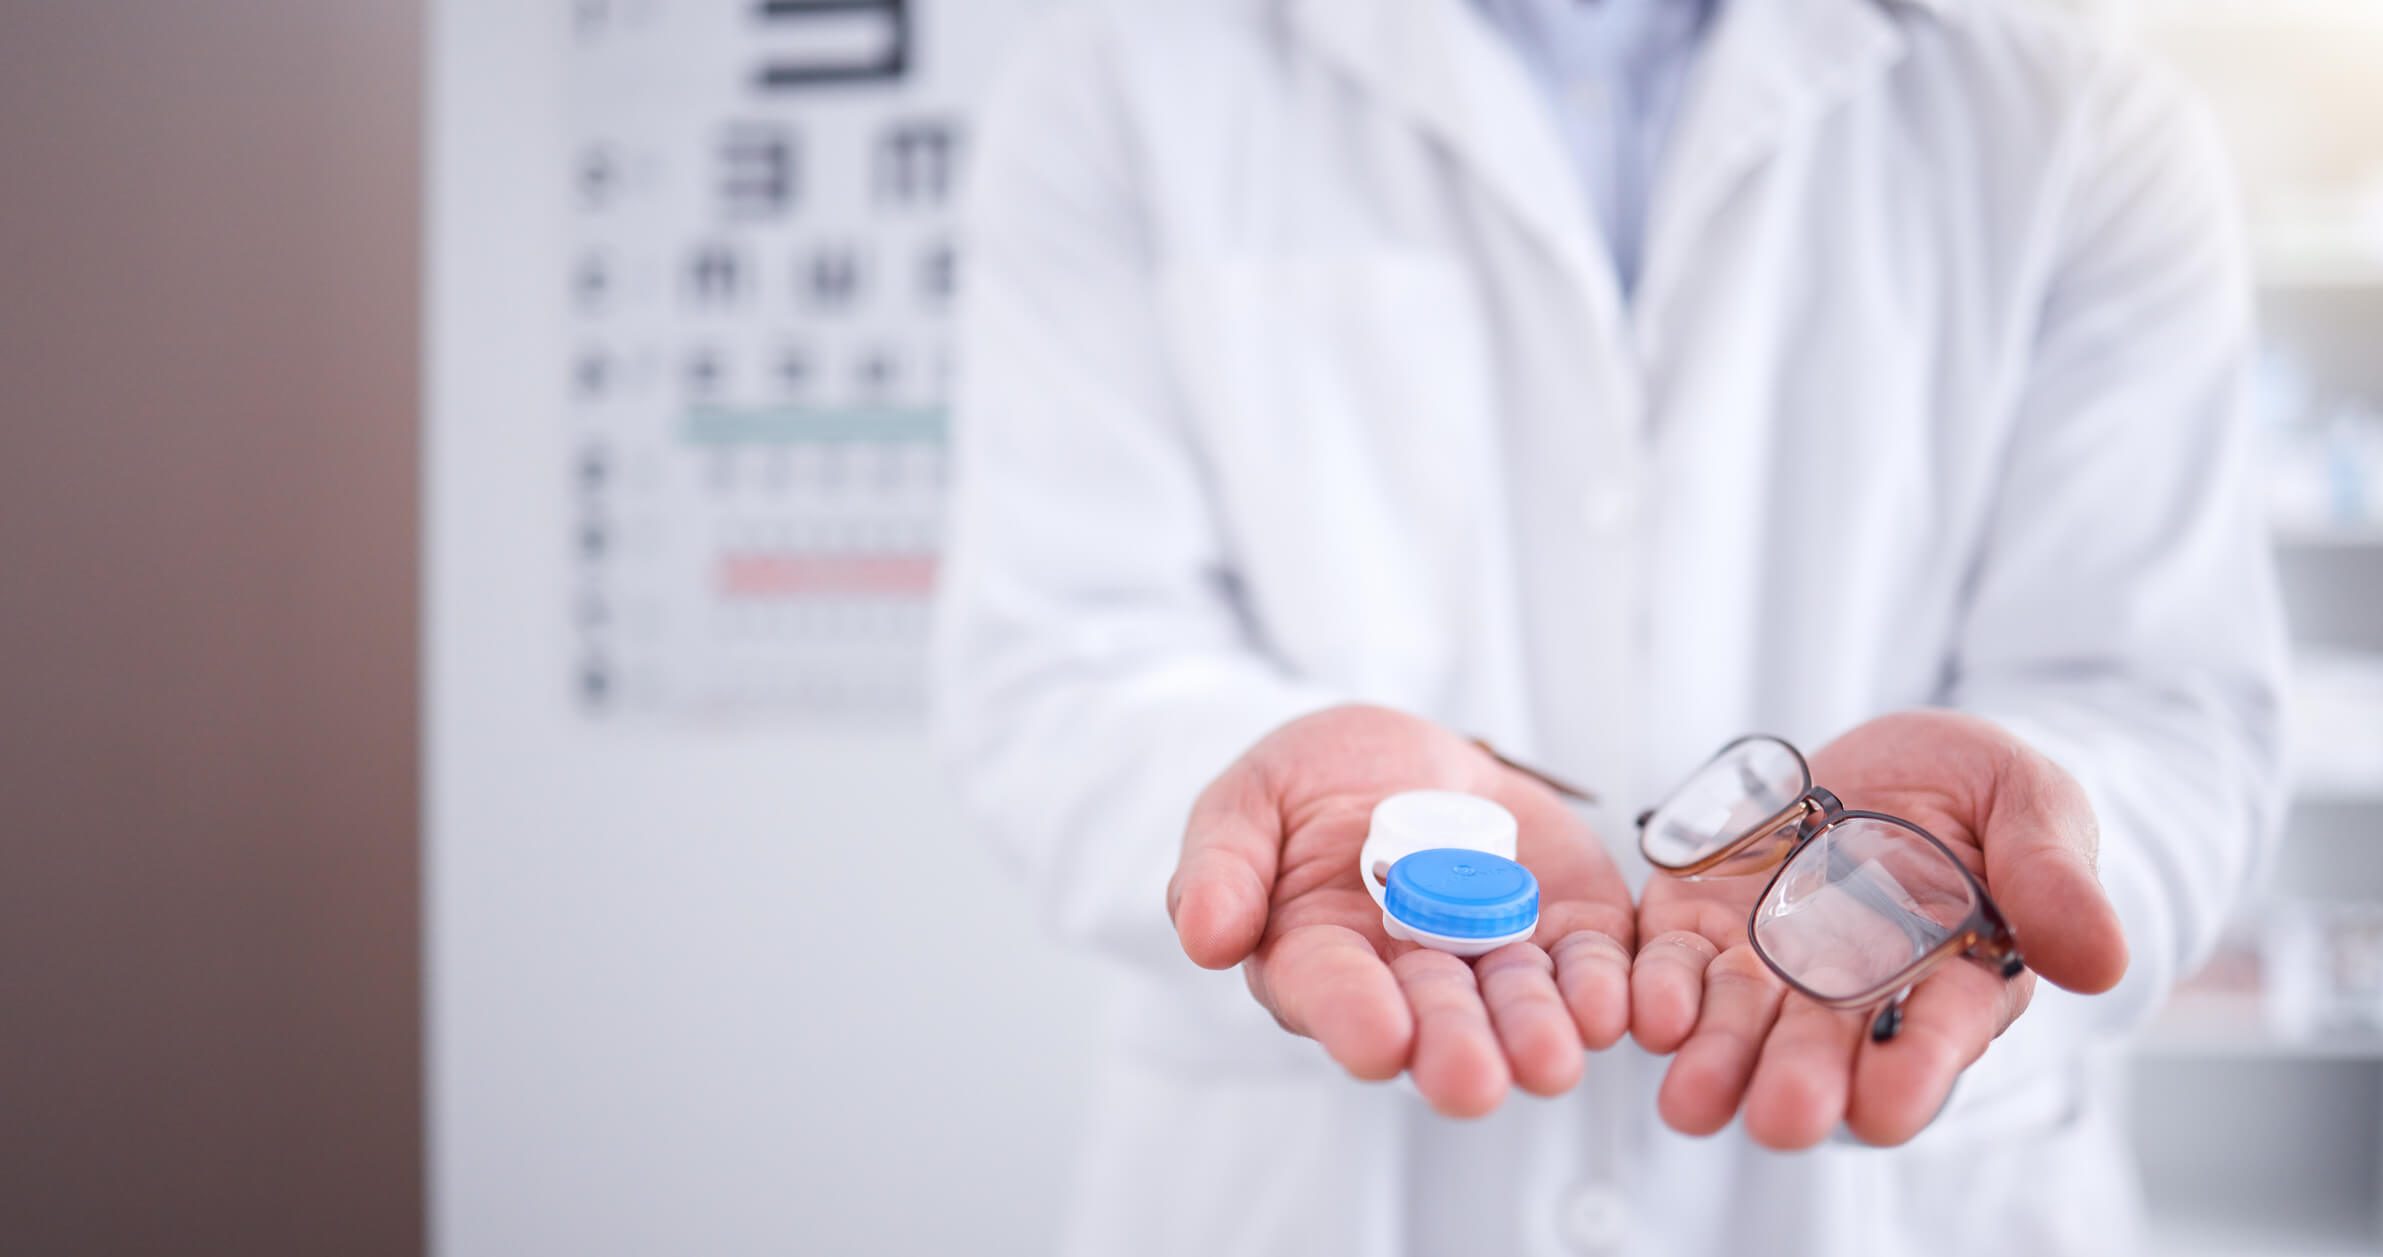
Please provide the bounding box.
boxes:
[1640,737,1807,868]
[1751,816,1980,1002]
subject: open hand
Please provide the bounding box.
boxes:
[1168,705,1636,1116]
[1630,710,2130,1147]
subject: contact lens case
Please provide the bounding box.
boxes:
[1359,791,1538,957]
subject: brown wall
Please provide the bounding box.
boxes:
[0,3,422,1254]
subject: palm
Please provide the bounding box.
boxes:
[1171,705,1635,1116]
[1631,710,2128,1147]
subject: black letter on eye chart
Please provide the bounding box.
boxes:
[853,345,900,401]
[718,124,798,220]
[575,349,610,399]
[684,346,726,398]
[804,246,865,312]
[777,343,814,397]
[574,252,611,310]
[918,238,957,307]
[875,119,961,209]
[686,242,745,307]
[578,145,617,210]
[752,0,912,89]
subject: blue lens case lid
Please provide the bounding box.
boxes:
[1383,848,1539,940]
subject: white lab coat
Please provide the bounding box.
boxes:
[932,0,2288,1253]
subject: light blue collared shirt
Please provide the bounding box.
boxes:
[1470,0,1721,297]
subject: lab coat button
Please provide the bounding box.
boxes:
[1558,1182,1630,1254]
[1581,483,1640,533]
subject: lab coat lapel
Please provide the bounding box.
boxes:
[1286,0,1627,338]
[1634,0,1920,335]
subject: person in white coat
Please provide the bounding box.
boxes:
[932,0,2287,1253]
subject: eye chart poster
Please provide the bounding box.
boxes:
[562,0,1043,721]
[428,5,1096,1256]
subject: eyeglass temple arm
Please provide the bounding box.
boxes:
[1471,739,1599,805]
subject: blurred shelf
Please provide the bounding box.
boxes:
[2147,0,2383,26]
[2144,1216,2383,1257]
[2256,253,2383,293]
[2294,780,2383,805]
[2136,1026,2383,1062]
[2147,1218,2382,1257]
[2273,522,2383,549]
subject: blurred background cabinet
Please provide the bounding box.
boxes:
[0,2,422,1254]
[2129,4,2383,1252]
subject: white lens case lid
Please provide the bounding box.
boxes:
[1359,790,1519,909]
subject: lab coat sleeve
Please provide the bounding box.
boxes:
[1947,62,2289,1044]
[931,11,1339,974]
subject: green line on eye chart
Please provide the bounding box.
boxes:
[682,406,949,446]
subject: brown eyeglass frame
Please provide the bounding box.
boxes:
[1635,735,2026,1042]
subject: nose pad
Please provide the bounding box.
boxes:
[1869,986,1913,1043]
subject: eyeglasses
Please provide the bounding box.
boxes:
[1635,735,2026,1042]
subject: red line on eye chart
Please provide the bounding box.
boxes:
[717,552,938,597]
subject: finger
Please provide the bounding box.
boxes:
[1655,946,1785,1136]
[1550,930,1633,1051]
[1741,994,1869,1151]
[1170,758,1282,970]
[1845,962,2035,1146]
[1392,948,1510,1117]
[1476,944,1584,1097]
[1255,924,1412,1080]
[1630,930,1720,1053]
[1977,736,2128,993]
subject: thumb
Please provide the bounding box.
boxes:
[1976,740,2129,994]
[1169,756,1282,970]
